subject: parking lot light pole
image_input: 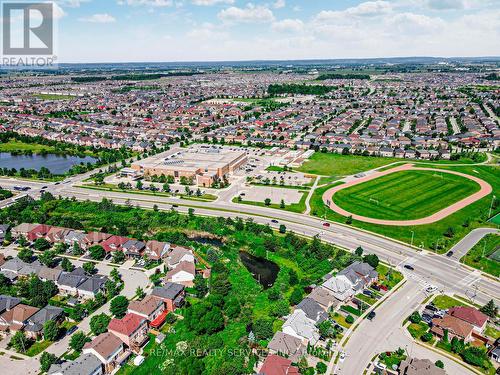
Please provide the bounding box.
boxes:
[410,231,414,247]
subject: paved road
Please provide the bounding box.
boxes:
[334,280,473,375]
[450,227,500,260]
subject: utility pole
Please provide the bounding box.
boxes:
[488,195,496,218]
[410,231,414,247]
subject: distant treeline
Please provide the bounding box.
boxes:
[483,73,499,81]
[317,73,371,80]
[70,71,201,83]
[268,83,335,96]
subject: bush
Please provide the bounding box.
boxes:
[316,362,327,374]
[421,332,433,342]
[409,311,421,324]
[165,312,177,325]
[435,360,444,369]
[345,315,355,324]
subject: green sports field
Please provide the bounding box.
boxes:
[332,170,481,221]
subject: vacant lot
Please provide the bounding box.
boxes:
[332,170,480,220]
[460,233,500,277]
[297,153,398,176]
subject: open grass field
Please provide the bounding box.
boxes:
[310,165,499,252]
[297,153,398,176]
[460,233,500,277]
[34,93,76,100]
[332,170,481,221]
[0,139,56,153]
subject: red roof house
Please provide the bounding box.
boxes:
[101,235,130,253]
[27,224,52,242]
[108,313,149,352]
[259,354,299,375]
[448,306,489,333]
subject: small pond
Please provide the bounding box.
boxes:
[0,153,97,174]
[239,251,280,289]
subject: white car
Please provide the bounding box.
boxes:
[339,352,346,362]
[425,285,438,293]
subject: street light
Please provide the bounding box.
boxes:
[410,230,415,247]
[488,195,496,219]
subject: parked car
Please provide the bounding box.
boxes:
[363,290,374,297]
[425,304,438,312]
[371,284,381,291]
[65,326,78,336]
[404,264,415,271]
[367,311,376,320]
[421,313,433,324]
[434,310,446,318]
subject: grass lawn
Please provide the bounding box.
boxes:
[0,140,56,154]
[485,325,500,340]
[460,234,500,277]
[432,295,466,310]
[407,322,429,339]
[355,293,377,305]
[34,93,76,100]
[332,170,480,221]
[376,263,404,289]
[310,165,499,252]
[25,339,53,357]
[331,313,352,329]
[233,191,308,214]
[297,153,399,177]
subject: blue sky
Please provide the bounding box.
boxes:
[45,0,500,62]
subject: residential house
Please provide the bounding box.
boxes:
[295,298,328,323]
[0,224,10,241]
[24,306,64,339]
[122,240,146,259]
[83,232,112,250]
[27,224,52,242]
[144,240,170,260]
[11,223,38,239]
[321,276,355,302]
[258,354,300,375]
[151,282,185,312]
[0,303,39,332]
[307,286,339,311]
[166,245,195,268]
[38,266,63,282]
[431,315,474,342]
[64,231,86,248]
[78,275,108,300]
[267,332,306,362]
[48,353,103,375]
[282,309,320,345]
[0,295,21,314]
[448,306,489,334]
[336,261,378,292]
[83,332,129,374]
[101,235,129,254]
[108,313,149,353]
[398,357,446,375]
[57,271,88,296]
[165,261,196,287]
[127,295,165,323]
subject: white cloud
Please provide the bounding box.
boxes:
[187,23,228,40]
[117,0,173,6]
[218,4,275,23]
[273,0,286,9]
[272,18,304,33]
[79,13,116,23]
[191,0,234,5]
[53,0,90,7]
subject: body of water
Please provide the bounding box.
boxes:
[239,251,280,289]
[0,153,97,175]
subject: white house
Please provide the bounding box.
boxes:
[282,309,320,345]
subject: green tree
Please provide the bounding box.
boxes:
[110,295,129,318]
[435,360,444,369]
[363,254,379,268]
[345,315,355,324]
[280,199,285,209]
[69,331,89,352]
[316,362,327,374]
[40,352,57,373]
[72,242,83,256]
[264,198,271,206]
[479,299,497,318]
[9,331,30,353]
[39,250,57,268]
[135,287,146,299]
[253,317,274,340]
[83,262,97,275]
[461,346,487,368]
[61,257,74,272]
[89,245,105,261]
[409,311,421,324]
[289,287,303,305]
[193,274,208,298]
[112,251,125,264]
[90,313,110,336]
[43,320,59,341]
[272,300,290,317]
[17,247,33,263]
[279,224,286,234]
[355,246,364,256]
[34,238,51,251]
